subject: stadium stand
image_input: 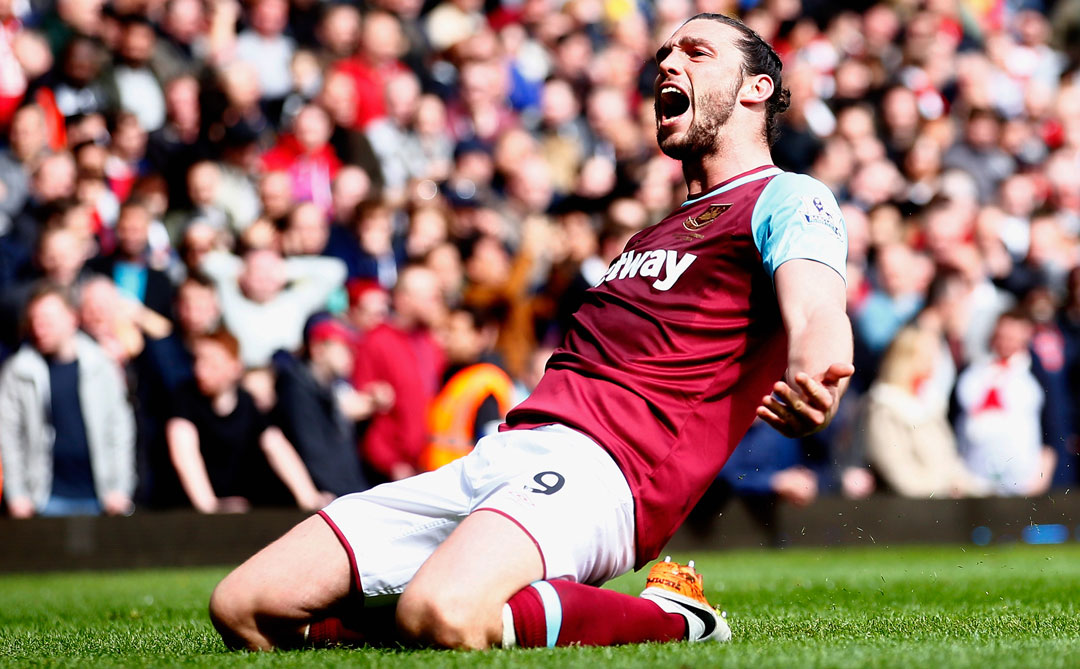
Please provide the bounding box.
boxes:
[1,0,1079,520]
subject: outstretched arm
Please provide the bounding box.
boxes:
[757,259,854,437]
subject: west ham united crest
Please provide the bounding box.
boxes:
[684,203,732,231]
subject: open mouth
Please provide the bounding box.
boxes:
[658,85,691,123]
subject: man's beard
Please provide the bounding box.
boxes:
[656,80,740,161]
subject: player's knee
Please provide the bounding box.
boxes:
[396,586,492,649]
[209,573,258,650]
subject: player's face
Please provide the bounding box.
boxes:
[654,19,745,160]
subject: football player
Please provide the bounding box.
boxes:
[209,13,853,651]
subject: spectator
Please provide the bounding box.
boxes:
[419,304,513,471]
[78,274,171,366]
[147,75,211,210]
[142,273,220,400]
[314,4,360,68]
[352,264,446,482]
[447,57,518,143]
[281,202,329,258]
[0,0,26,126]
[329,198,406,285]
[261,104,341,212]
[943,243,1016,366]
[404,202,450,261]
[177,219,223,277]
[152,0,207,81]
[48,36,114,120]
[853,243,931,361]
[542,208,603,339]
[209,151,262,236]
[9,151,78,267]
[136,274,220,506]
[718,419,819,509]
[328,165,372,229]
[0,0,1075,507]
[862,325,984,498]
[686,418,822,541]
[345,278,390,334]
[200,247,346,368]
[0,224,92,351]
[365,70,428,201]
[955,310,1056,496]
[103,112,151,205]
[424,240,465,308]
[166,327,330,513]
[0,283,135,517]
[534,77,590,191]
[461,219,548,379]
[273,315,382,497]
[173,161,231,236]
[442,138,497,217]
[1023,286,1076,487]
[316,71,385,189]
[409,93,454,180]
[110,14,167,132]
[207,61,271,150]
[943,108,1016,205]
[424,0,484,53]
[1063,268,1080,460]
[331,9,409,131]
[87,200,173,317]
[256,170,294,229]
[234,0,295,116]
[0,105,50,242]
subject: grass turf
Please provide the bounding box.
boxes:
[2,544,1079,668]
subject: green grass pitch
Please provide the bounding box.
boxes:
[3,544,1080,668]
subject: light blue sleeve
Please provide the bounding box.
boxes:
[751,172,848,283]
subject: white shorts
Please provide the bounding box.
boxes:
[319,424,635,599]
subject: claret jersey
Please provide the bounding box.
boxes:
[505,165,848,567]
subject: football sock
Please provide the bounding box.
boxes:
[503,580,687,647]
[304,606,401,648]
[306,617,367,647]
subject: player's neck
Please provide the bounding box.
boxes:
[681,137,774,199]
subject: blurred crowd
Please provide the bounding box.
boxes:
[1,0,1080,519]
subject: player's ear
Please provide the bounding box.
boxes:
[740,74,774,105]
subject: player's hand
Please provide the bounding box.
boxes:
[757,363,854,438]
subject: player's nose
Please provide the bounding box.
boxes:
[657,53,685,76]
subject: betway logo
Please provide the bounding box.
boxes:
[596,249,698,291]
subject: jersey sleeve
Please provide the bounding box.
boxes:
[751,172,848,282]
